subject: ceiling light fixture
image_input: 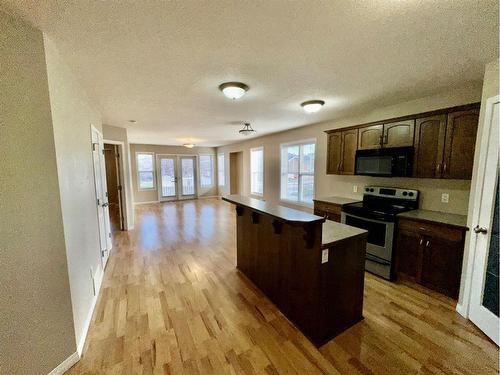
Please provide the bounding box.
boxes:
[301,100,325,113]
[219,82,249,100]
[183,143,195,148]
[239,122,256,136]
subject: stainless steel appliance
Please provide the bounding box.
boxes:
[341,186,419,280]
[355,147,414,177]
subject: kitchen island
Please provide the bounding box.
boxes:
[222,195,368,346]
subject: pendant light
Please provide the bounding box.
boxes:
[239,122,256,136]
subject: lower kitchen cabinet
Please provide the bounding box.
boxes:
[395,217,467,299]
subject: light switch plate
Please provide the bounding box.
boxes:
[441,193,449,203]
[321,249,329,264]
[353,185,358,193]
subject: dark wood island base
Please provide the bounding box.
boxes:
[223,195,368,346]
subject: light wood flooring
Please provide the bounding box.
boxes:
[67,198,499,374]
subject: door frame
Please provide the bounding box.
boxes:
[156,153,199,202]
[157,154,179,202]
[90,125,112,268]
[458,95,499,344]
[103,140,130,231]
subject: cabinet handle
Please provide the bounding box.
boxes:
[426,240,430,247]
[436,163,441,175]
[419,238,423,245]
[443,163,447,174]
[337,162,341,173]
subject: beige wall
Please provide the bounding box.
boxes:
[130,144,218,202]
[217,83,483,215]
[44,35,105,354]
[0,11,76,375]
[458,59,500,310]
[102,124,135,229]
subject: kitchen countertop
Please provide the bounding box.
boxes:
[321,220,368,249]
[397,209,468,229]
[313,196,361,206]
[222,195,325,225]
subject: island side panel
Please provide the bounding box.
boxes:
[318,235,367,343]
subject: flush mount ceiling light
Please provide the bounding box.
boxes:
[219,82,249,100]
[239,122,256,136]
[301,100,325,113]
[183,143,195,148]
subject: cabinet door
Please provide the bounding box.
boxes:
[421,235,465,299]
[358,124,383,150]
[413,115,447,178]
[443,109,480,179]
[341,129,358,174]
[395,228,422,282]
[383,120,415,148]
[327,132,342,174]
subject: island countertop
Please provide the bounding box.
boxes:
[222,195,325,225]
[313,196,361,206]
[321,220,368,249]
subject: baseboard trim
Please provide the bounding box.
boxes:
[47,352,80,375]
[198,195,220,199]
[76,265,104,355]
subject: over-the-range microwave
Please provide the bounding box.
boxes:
[355,146,414,177]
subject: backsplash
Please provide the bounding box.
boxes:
[319,175,471,215]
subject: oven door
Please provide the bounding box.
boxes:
[341,212,394,261]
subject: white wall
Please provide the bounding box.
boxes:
[44,35,104,354]
[217,83,482,215]
[458,59,500,315]
[102,124,135,229]
[0,11,76,375]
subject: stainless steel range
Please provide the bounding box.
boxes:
[341,186,419,280]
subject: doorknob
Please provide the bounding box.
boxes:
[473,225,488,234]
[102,202,109,207]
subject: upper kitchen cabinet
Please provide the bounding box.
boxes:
[442,109,480,179]
[326,129,358,175]
[358,124,383,150]
[413,115,447,178]
[382,120,415,148]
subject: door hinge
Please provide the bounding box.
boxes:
[116,153,120,158]
[105,191,108,197]
[97,198,101,206]
[118,185,122,191]
[109,233,112,238]
[92,142,98,151]
[102,149,105,155]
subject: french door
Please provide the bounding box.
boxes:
[158,155,197,201]
[91,126,112,267]
[468,95,499,345]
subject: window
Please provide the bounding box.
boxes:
[199,155,214,187]
[217,154,225,186]
[280,140,315,204]
[136,152,155,190]
[250,147,264,195]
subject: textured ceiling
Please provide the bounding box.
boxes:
[3,0,498,146]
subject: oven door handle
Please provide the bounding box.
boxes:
[366,253,391,266]
[342,212,391,225]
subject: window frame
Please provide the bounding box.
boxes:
[217,153,225,187]
[199,154,215,188]
[250,146,264,196]
[279,139,316,206]
[136,152,156,191]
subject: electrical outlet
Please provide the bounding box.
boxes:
[353,185,358,193]
[321,249,329,264]
[441,193,449,203]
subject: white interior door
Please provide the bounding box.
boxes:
[179,156,197,200]
[469,95,499,345]
[158,156,178,202]
[91,126,112,267]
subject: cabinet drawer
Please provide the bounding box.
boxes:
[314,202,342,216]
[398,218,464,242]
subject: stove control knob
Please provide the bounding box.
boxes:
[365,188,370,192]
[402,191,408,196]
[370,188,374,192]
[409,192,414,197]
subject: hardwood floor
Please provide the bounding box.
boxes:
[67,198,498,375]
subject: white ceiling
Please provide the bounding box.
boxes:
[4,0,498,146]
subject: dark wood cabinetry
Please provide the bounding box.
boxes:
[383,120,415,148]
[443,109,480,179]
[395,217,467,299]
[325,103,480,179]
[413,115,447,178]
[326,129,358,174]
[358,124,383,150]
[313,201,342,222]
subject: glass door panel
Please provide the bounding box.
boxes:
[159,156,177,201]
[180,157,196,197]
